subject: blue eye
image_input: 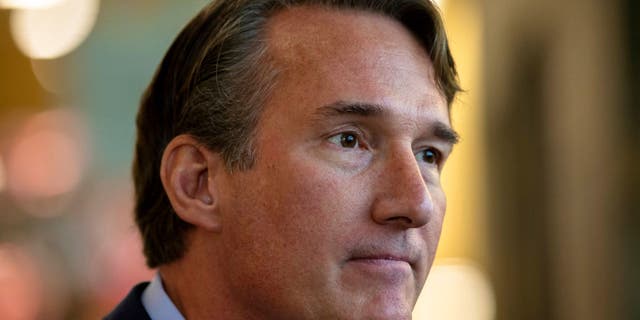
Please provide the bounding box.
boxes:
[328,132,359,148]
[417,148,439,165]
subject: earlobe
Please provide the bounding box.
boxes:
[160,135,223,232]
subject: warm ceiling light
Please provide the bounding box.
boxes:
[0,0,63,9]
[9,0,100,59]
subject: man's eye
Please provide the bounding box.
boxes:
[416,148,440,165]
[328,132,359,148]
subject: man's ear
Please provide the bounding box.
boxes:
[160,134,223,232]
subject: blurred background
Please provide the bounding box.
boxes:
[0,0,637,319]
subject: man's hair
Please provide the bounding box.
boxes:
[134,0,461,268]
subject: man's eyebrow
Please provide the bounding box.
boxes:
[434,122,460,145]
[314,100,460,145]
[314,101,385,118]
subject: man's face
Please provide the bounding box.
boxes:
[215,6,455,320]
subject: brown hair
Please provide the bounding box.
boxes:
[134,0,460,268]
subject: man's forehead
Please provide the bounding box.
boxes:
[258,4,448,130]
[264,5,431,72]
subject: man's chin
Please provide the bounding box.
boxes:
[331,286,416,320]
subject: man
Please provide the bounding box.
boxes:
[106,0,460,319]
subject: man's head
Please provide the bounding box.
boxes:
[134,0,459,318]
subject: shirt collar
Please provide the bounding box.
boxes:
[141,273,186,320]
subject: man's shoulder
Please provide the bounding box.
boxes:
[104,282,152,320]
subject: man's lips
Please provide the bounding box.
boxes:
[346,250,419,270]
[344,240,423,270]
[349,255,412,264]
[342,245,423,284]
[345,254,414,283]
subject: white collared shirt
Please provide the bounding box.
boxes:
[141,273,186,320]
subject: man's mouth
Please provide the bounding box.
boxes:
[349,254,412,264]
[344,254,414,285]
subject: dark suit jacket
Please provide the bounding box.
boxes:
[104,282,152,320]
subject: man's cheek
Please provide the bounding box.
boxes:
[272,175,349,232]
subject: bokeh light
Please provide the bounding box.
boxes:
[9,131,81,197]
[413,260,495,320]
[0,243,43,320]
[6,109,89,217]
[0,0,62,9]
[9,0,100,59]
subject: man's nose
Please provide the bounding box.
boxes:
[370,149,434,229]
